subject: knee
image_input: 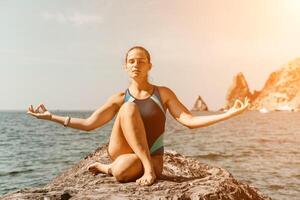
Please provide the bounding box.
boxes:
[113,167,133,183]
[119,102,139,117]
[113,169,130,183]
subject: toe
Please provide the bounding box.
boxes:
[145,180,151,186]
[136,178,141,184]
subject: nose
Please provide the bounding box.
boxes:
[132,60,137,66]
[131,60,140,68]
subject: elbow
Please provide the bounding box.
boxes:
[82,117,104,132]
[184,123,197,129]
[83,124,97,132]
[82,121,95,132]
[84,127,93,132]
[187,125,197,129]
[185,123,205,129]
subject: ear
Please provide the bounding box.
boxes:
[149,63,152,70]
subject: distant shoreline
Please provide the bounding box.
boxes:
[0,110,94,112]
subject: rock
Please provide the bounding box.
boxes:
[1,144,271,200]
[252,58,300,111]
[191,95,209,111]
[222,72,254,110]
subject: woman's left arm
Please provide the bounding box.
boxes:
[163,87,249,129]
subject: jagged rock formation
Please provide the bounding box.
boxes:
[251,58,300,111]
[1,144,271,200]
[191,95,208,111]
[222,72,255,110]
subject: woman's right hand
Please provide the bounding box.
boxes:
[27,103,52,120]
[227,97,249,116]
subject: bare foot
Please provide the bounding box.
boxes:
[87,162,111,175]
[136,171,156,186]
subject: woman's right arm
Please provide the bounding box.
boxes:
[27,92,124,132]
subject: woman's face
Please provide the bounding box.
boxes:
[125,48,152,79]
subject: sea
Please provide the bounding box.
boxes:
[0,111,299,200]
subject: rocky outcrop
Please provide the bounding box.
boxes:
[251,58,300,111]
[191,95,208,111]
[1,144,271,200]
[221,58,300,111]
[223,72,255,110]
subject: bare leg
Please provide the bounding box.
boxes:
[88,162,112,176]
[88,102,162,185]
[118,102,156,185]
[88,154,162,181]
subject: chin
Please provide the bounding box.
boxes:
[131,75,139,78]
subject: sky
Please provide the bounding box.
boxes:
[1,0,300,111]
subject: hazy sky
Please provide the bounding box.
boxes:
[1,0,300,110]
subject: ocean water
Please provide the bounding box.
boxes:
[0,111,299,200]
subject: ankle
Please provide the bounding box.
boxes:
[143,166,155,174]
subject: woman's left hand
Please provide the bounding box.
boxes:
[227,97,250,116]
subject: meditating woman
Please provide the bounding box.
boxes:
[27,46,249,186]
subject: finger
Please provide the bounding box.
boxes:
[238,99,245,107]
[29,105,34,112]
[34,103,44,113]
[244,97,250,105]
[242,101,249,110]
[232,100,239,108]
[246,98,250,105]
[41,104,47,112]
[234,99,243,108]
[27,111,39,118]
[236,99,243,105]
[28,105,34,113]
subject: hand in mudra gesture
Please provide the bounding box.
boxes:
[227,97,250,116]
[27,103,52,120]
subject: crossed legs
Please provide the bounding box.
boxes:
[88,102,163,185]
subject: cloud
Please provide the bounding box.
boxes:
[41,11,103,26]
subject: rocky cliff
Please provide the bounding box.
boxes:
[191,95,209,111]
[251,58,300,111]
[222,72,254,110]
[1,144,271,200]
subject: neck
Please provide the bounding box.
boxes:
[129,78,152,91]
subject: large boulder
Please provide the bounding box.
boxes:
[191,95,209,111]
[222,72,254,110]
[1,144,271,200]
[252,57,300,111]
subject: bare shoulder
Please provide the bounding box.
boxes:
[157,86,176,97]
[156,86,177,104]
[107,91,125,107]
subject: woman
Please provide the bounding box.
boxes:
[27,46,249,186]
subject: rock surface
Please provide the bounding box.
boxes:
[191,96,209,111]
[1,144,271,200]
[223,72,255,110]
[251,58,300,111]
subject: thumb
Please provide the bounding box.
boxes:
[27,111,38,118]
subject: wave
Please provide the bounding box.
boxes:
[0,169,34,177]
[268,184,285,190]
[194,153,232,159]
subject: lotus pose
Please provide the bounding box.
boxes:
[27,46,249,186]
